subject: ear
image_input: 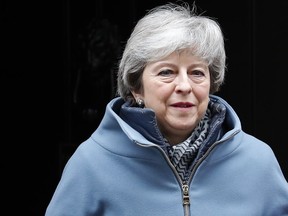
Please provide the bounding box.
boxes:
[131,89,144,102]
[131,91,139,100]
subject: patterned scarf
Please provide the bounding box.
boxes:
[168,109,211,182]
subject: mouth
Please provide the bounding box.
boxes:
[171,102,193,108]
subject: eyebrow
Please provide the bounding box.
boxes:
[152,61,208,69]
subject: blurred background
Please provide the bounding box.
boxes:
[2,0,287,215]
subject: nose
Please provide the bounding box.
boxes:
[175,73,192,94]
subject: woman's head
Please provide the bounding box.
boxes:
[117,2,226,103]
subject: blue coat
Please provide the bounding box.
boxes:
[45,95,288,216]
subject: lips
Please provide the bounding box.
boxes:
[171,102,193,108]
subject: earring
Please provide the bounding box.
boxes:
[136,98,144,108]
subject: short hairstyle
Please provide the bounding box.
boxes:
[117,2,226,103]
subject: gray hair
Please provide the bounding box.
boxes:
[117,2,226,103]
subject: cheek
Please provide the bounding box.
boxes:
[143,86,172,110]
[152,86,174,104]
[145,87,167,104]
[200,89,210,111]
[143,80,172,98]
[194,84,210,100]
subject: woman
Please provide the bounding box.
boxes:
[45,2,288,216]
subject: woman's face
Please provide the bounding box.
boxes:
[133,51,210,144]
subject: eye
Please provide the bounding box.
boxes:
[191,70,205,77]
[189,69,209,83]
[158,69,174,76]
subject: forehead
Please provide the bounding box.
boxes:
[146,51,208,68]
